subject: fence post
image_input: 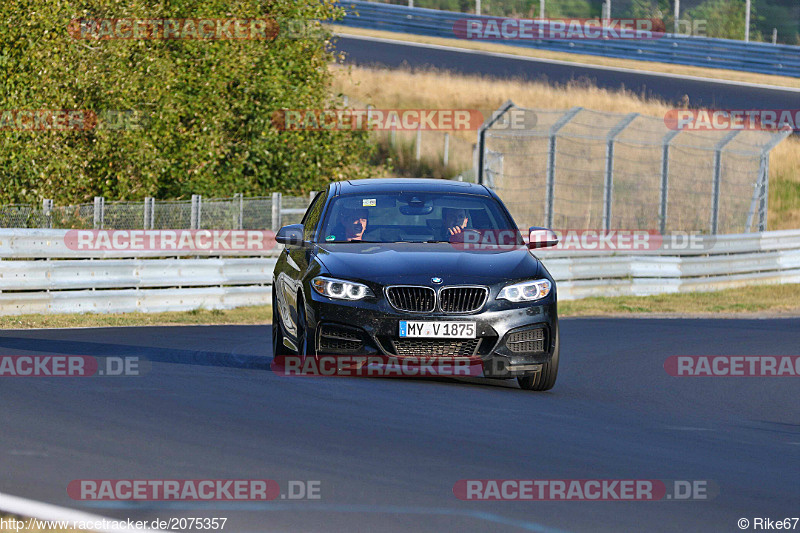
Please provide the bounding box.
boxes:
[42,199,53,229]
[234,193,243,230]
[710,131,740,235]
[659,130,681,234]
[93,196,105,229]
[271,192,282,232]
[477,100,515,184]
[546,107,582,228]
[143,197,155,230]
[752,130,791,232]
[443,132,450,167]
[602,113,638,231]
[191,194,202,230]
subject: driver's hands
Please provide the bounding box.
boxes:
[447,226,463,235]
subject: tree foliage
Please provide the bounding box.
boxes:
[0,0,374,203]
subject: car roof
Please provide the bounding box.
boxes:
[332,178,491,196]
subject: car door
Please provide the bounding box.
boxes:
[275,189,328,340]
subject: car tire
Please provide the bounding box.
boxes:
[517,328,559,391]
[272,287,291,357]
[295,295,316,358]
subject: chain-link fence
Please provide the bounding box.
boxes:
[479,103,791,234]
[0,193,314,231]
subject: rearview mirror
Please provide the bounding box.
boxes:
[527,227,559,249]
[275,224,305,246]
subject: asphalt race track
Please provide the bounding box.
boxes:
[334,35,800,109]
[1,319,798,532]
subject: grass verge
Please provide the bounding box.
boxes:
[2,284,800,329]
[330,24,800,90]
[0,307,270,329]
[560,283,800,317]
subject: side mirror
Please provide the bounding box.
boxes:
[527,227,559,249]
[275,224,305,246]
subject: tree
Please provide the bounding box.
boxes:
[0,0,374,203]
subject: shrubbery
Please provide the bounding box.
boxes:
[0,0,374,203]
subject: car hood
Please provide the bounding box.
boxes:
[314,242,541,285]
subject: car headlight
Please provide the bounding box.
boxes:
[497,279,552,302]
[312,276,374,301]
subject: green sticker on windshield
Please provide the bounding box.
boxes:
[326,235,336,241]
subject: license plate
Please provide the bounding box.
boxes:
[399,321,476,338]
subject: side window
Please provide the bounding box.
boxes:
[302,191,327,241]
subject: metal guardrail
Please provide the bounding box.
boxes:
[0,228,278,315]
[334,1,800,78]
[1,228,799,314]
[536,229,800,299]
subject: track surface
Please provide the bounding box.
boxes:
[334,35,800,109]
[0,319,798,532]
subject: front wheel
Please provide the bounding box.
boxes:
[518,328,559,391]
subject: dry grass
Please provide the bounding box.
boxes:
[560,283,800,316]
[332,64,800,230]
[0,306,270,329]
[330,25,800,90]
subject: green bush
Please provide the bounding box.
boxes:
[0,0,375,203]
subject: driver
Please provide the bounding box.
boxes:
[442,207,469,237]
[339,207,369,241]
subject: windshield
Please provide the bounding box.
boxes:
[318,191,519,243]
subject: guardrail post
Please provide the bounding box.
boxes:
[710,131,740,235]
[477,100,516,185]
[660,130,681,234]
[42,199,53,229]
[93,196,105,229]
[603,113,638,231]
[234,193,243,230]
[271,192,282,232]
[546,107,582,228]
[443,132,450,167]
[191,194,202,230]
[143,197,155,230]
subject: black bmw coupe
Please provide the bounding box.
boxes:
[271,178,560,390]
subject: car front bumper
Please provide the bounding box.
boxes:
[304,290,558,379]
